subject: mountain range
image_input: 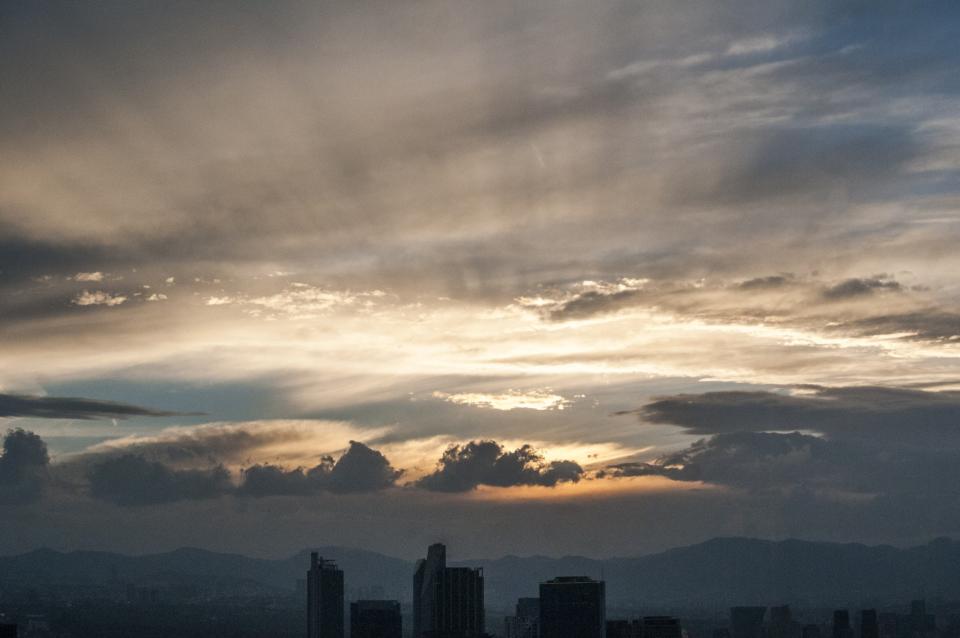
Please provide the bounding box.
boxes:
[3,537,959,609]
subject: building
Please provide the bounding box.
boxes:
[351,600,402,638]
[862,610,879,638]
[606,619,640,638]
[413,543,485,638]
[803,625,823,638]
[506,598,540,638]
[731,607,766,638]
[307,553,345,638]
[539,576,605,638]
[643,617,683,638]
[0,623,16,638]
[770,605,801,638]
[833,611,853,638]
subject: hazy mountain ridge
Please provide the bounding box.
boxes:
[3,537,960,608]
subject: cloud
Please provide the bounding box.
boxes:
[237,441,402,497]
[822,277,902,300]
[0,393,190,420]
[633,385,960,445]
[0,429,49,504]
[415,440,584,492]
[72,290,127,306]
[434,389,571,411]
[71,271,104,282]
[87,454,232,506]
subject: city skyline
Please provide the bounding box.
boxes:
[3,1,960,560]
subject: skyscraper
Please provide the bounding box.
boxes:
[506,597,540,638]
[643,617,682,638]
[861,610,879,638]
[833,611,853,638]
[539,576,606,638]
[351,600,402,638]
[307,553,344,638]
[731,607,766,638]
[413,543,485,638]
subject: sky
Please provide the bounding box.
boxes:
[3,0,960,560]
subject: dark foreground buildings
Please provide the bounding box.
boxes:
[414,543,485,638]
[307,553,344,638]
[351,600,402,638]
[540,576,606,638]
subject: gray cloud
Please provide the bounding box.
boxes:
[0,393,193,420]
[0,429,49,504]
[634,385,960,445]
[415,440,584,492]
[822,277,902,300]
[86,454,232,506]
[238,441,402,497]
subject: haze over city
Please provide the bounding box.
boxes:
[3,0,960,564]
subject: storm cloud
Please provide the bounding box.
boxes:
[0,393,191,420]
[238,441,402,497]
[415,441,584,492]
[0,429,50,505]
[86,455,232,506]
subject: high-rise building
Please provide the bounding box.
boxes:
[833,611,853,638]
[802,625,823,638]
[413,543,484,638]
[643,616,683,638]
[606,619,641,638]
[770,605,801,638]
[307,553,345,638]
[731,607,766,638]
[539,576,605,638]
[0,623,16,638]
[351,600,402,638]
[862,610,879,638]
[506,598,540,638]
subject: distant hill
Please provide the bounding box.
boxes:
[4,537,960,609]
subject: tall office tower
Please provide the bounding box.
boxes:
[643,617,683,638]
[539,576,606,638]
[413,543,485,638]
[910,600,935,638]
[802,625,823,638]
[351,600,402,638]
[833,611,853,638]
[731,607,767,638]
[307,553,345,638]
[862,610,880,638]
[770,605,801,638]
[506,598,541,638]
[0,623,16,638]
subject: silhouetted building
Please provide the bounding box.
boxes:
[833,611,853,638]
[878,614,898,638]
[862,611,879,638]
[540,577,605,638]
[352,600,402,638]
[307,553,345,638]
[0,623,16,638]
[802,625,822,638]
[606,620,640,638]
[413,543,484,638]
[731,607,766,638]
[714,629,733,638]
[910,601,935,638]
[506,598,540,638]
[643,616,682,638]
[770,605,801,638]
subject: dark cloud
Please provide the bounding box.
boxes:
[633,385,960,446]
[238,441,401,497]
[86,454,232,506]
[415,440,584,492]
[0,429,49,504]
[0,393,193,420]
[822,277,901,300]
[840,311,960,341]
[547,289,644,322]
